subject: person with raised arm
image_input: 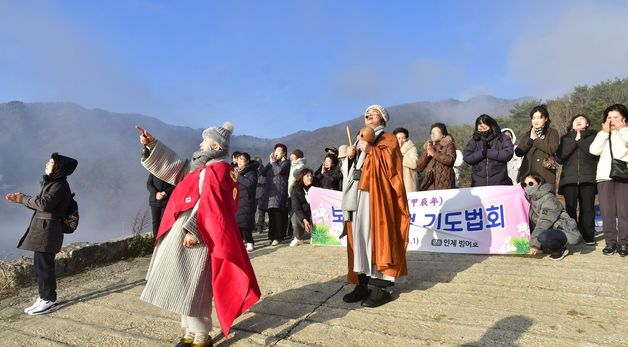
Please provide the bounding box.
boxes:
[134,123,260,347]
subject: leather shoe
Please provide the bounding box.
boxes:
[342,285,370,303]
[618,244,628,257]
[361,287,393,308]
[602,244,617,255]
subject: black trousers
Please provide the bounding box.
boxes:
[267,207,288,241]
[538,229,568,253]
[150,205,166,238]
[240,227,254,244]
[286,200,294,238]
[33,251,57,302]
[561,183,596,243]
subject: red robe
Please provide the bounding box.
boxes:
[157,161,261,338]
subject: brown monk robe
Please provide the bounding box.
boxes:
[342,104,410,308]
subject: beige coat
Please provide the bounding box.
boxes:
[400,139,419,192]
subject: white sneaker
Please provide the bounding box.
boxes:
[246,243,254,252]
[289,238,303,247]
[24,298,43,314]
[270,240,280,246]
[27,300,57,315]
[549,248,569,261]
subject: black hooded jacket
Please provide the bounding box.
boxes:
[18,153,78,253]
[236,160,260,230]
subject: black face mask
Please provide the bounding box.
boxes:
[478,129,493,139]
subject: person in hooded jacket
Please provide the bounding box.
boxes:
[501,128,522,185]
[286,149,306,239]
[463,114,514,186]
[416,123,457,190]
[288,149,306,198]
[236,152,259,252]
[556,115,599,245]
[515,105,560,188]
[522,174,582,261]
[5,152,78,315]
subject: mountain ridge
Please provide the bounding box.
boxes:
[0,96,525,258]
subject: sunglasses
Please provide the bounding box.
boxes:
[521,181,536,188]
[365,114,378,120]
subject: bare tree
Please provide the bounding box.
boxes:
[131,209,149,236]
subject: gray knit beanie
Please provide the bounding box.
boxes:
[202,121,234,151]
[365,104,389,123]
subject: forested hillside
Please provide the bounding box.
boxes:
[440,78,628,187]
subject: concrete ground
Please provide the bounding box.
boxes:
[0,233,626,347]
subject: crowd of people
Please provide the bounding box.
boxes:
[221,103,628,261]
[4,102,628,344]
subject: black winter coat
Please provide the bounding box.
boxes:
[290,185,312,224]
[463,131,514,187]
[18,154,78,253]
[557,128,599,189]
[255,168,266,201]
[236,162,259,230]
[147,173,175,207]
[314,165,343,191]
[258,159,290,210]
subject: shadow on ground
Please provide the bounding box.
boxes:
[459,315,534,347]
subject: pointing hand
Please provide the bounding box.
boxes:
[135,125,155,145]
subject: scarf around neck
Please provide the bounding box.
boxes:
[190,148,228,172]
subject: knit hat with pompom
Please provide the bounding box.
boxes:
[202,121,234,151]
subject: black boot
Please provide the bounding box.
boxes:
[342,274,370,303]
[361,287,393,308]
[602,243,617,255]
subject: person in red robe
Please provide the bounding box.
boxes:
[342,104,410,308]
[136,122,260,347]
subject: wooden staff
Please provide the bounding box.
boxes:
[346,126,352,145]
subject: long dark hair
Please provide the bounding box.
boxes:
[472,114,500,140]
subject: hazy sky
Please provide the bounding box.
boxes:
[1,0,627,138]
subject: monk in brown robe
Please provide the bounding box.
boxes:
[341,104,410,307]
